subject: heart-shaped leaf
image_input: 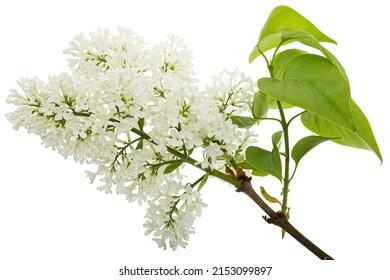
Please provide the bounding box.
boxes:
[245,146,282,181]
[258,54,356,131]
[292,135,335,166]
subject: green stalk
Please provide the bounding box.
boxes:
[130,127,240,187]
[276,101,290,214]
[266,45,291,215]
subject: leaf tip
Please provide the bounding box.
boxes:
[378,154,384,165]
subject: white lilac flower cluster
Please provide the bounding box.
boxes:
[6,28,256,250]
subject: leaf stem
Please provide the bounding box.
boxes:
[191,174,207,188]
[287,110,307,127]
[257,117,282,123]
[257,45,270,67]
[289,164,299,182]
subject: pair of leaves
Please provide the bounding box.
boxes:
[260,54,355,131]
[244,131,333,180]
[249,5,335,59]
[259,51,381,162]
[251,5,382,162]
[249,5,347,80]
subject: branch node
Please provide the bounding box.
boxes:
[234,169,333,260]
[276,210,285,218]
[236,180,252,193]
[233,168,252,193]
[262,211,287,227]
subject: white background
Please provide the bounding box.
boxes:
[0,0,389,279]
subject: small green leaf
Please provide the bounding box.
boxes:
[272,130,283,149]
[301,100,382,162]
[252,92,268,120]
[163,161,183,174]
[137,117,145,129]
[292,135,334,166]
[230,116,256,128]
[135,139,143,150]
[249,5,336,63]
[246,146,282,181]
[258,54,356,132]
[197,174,209,191]
[260,186,282,205]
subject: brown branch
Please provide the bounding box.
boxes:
[236,175,334,260]
[132,128,333,259]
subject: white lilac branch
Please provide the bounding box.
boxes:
[6,28,255,250]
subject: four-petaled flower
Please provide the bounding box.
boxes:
[180,184,201,205]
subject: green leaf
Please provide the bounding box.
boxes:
[258,54,356,131]
[272,130,283,149]
[249,5,336,63]
[301,100,383,162]
[252,28,349,83]
[273,49,307,80]
[266,49,307,109]
[230,116,256,128]
[292,135,335,166]
[237,160,269,176]
[135,139,143,150]
[245,146,282,181]
[252,92,268,119]
[163,161,183,174]
[275,29,348,81]
[197,173,209,191]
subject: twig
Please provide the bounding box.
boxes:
[235,172,334,260]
